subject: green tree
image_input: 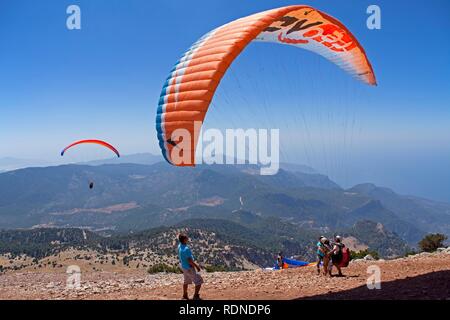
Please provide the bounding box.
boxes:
[403,249,417,257]
[418,234,447,252]
[204,265,230,272]
[147,263,182,274]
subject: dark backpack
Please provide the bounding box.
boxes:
[333,244,343,261]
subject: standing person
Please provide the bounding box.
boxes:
[322,238,333,276]
[178,233,204,300]
[329,235,344,277]
[316,236,329,275]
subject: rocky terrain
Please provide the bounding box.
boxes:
[0,249,449,300]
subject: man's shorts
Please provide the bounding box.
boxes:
[182,268,204,286]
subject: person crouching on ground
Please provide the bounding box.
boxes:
[178,233,203,300]
[277,251,285,269]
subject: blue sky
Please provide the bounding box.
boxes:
[1,0,449,201]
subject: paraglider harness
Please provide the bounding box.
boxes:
[166,138,178,147]
[331,242,344,264]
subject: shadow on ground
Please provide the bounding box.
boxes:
[297,270,450,300]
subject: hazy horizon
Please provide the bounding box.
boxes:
[1,0,449,202]
[1,149,449,204]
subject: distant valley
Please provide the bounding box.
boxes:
[1,156,450,266]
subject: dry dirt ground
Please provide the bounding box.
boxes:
[0,252,449,300]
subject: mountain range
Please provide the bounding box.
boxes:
[0,155,449,252]
[0,217,410,271]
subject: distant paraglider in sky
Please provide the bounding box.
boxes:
[60,139,120,158]
[61,139,120,190]
[156,5,376,167]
